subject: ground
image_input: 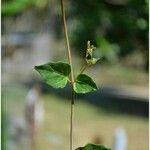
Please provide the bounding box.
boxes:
[3,85,148,150]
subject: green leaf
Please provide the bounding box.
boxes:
[34,62,71,88]
[76,143,111,150]
[73,74,98,94]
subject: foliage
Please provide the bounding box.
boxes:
[96,37,119,63]
[34,39,110,149]
[2,0,148,70]
[34,1,110,149]
[2,0,49,16]
[34,41,98,94]
[76,143,110,150]
[35,62,71,88]
[73,74,97,93]
[69,0,148,69]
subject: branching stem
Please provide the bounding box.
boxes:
[60,0,74,150]
[80,63,90,75]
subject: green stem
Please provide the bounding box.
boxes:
[80,63,89,74]
[60,0,74,150]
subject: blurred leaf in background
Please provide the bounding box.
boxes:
[2,0,148,70]
[2,0,49,16]
[69,0,148,71]
[96,37,119,63]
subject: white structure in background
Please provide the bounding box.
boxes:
[7,114,27,150]
[25,84,44,129]
[113,127,127,150]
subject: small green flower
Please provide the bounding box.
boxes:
[85,41,99,65]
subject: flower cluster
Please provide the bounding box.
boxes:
[85,41,99,65]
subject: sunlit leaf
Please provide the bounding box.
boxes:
[73,74,98,93]
[34,62,71,88]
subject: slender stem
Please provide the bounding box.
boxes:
[60,0,74,83]
[60,0,74,150]
[80,63,89,75]
[70,87,75,149]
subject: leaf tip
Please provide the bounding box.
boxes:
[34,65,37,69]
[34,65,40,71]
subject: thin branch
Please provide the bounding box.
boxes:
[60,1,75,150]
[60,0,74,84]
[80,63,89,75]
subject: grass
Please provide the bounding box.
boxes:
[39,94,148,150]
[83,63,149,87]
[2,85,149,150]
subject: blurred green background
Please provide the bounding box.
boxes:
[2,0,148,150]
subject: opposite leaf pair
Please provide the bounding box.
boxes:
[34,62,97,94]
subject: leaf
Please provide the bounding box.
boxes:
[75,143,111,150]
[73,74,98,94]
[34,62,71,88]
